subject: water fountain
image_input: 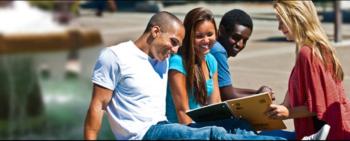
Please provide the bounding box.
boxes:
[0,1,102,139]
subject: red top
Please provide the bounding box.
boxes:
[288,46,350,140]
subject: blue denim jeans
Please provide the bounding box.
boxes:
[188,118,255,134]
[143,121,286,140]
[259,130,296,140]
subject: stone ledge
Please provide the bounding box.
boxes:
[0,28,102,54]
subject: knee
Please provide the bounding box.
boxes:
[209,126,228,139]
[237,119,255,131]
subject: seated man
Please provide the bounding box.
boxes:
[210,9,273,101]
[83,11,285,140]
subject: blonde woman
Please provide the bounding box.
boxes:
[266,0,350,140]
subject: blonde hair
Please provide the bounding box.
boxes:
[274,0,344,81]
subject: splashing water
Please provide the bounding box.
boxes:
[0,1,64,34]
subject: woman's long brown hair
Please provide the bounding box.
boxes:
[178,7,218,105]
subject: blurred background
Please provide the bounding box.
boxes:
[0,0,349,139]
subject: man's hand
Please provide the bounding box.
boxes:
[256,85,275,101]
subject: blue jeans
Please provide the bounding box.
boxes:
[259,130,296,140]
[143,121,286,140]
[188,118,255,134]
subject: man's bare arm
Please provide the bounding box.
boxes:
[84,84,113,140]
[220,85,274,101]
[220,85,257,100]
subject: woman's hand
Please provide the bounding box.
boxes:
[265,104,289,120]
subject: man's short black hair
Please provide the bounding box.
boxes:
[219,9,253,31]
[144,11,182,33]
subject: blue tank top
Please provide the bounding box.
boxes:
[166,53,218,123]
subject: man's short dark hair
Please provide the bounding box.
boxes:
[219,9,253,31]
[144,11,182,33]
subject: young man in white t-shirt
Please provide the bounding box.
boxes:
[84,11,185,140]
[84,11,286,140]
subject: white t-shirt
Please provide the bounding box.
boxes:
[92,41,168,140]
